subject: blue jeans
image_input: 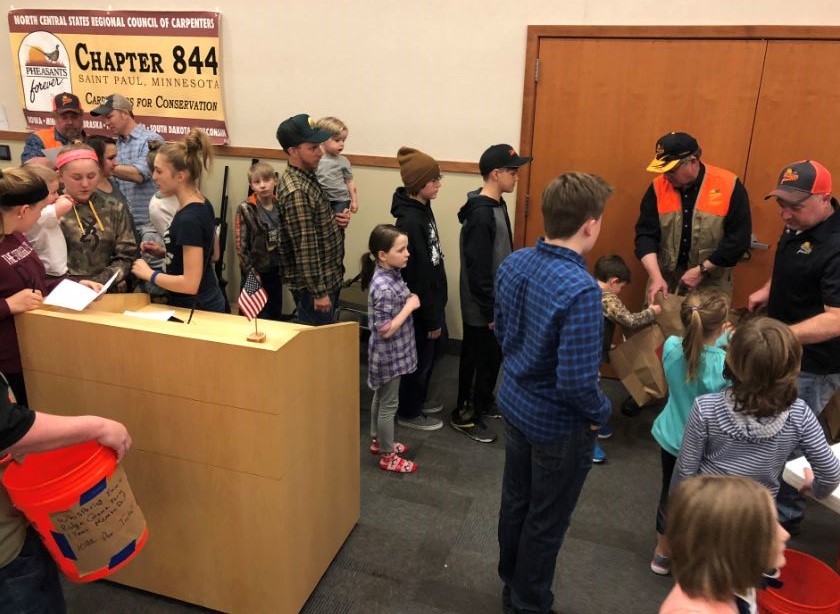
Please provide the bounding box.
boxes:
[796,371,840,416]
[776,370,840,524]
[292,288,340,326]
[498,421,596,614]
[397,318,447,419]
[330,200,351,215]
[0,527,66,613]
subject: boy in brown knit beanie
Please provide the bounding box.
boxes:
[390,146,447,431]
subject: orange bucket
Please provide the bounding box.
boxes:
[758,549,840,614]
[2,440,148,582]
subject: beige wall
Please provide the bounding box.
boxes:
[207,158,485,341]
[3,0,840,338]
[4,1,840,158]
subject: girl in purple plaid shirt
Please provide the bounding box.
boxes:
[362,224,421,473]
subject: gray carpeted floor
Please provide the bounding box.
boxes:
[62,352,840,613]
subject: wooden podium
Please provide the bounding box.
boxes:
[15,295,360,613]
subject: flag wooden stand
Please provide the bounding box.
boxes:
[239,271,269,342]
[247,318,266,343]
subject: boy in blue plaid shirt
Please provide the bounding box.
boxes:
[495,172,613,614]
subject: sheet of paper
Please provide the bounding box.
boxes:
[44,280,98,311]
[783,442,840,515]
[123,310,175,321]
[43,271,120,311]
[97,271,119,296]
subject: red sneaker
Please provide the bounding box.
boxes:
[369,439,407,455]
[379,453,417,473]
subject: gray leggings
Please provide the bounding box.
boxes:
[370,376,401,454]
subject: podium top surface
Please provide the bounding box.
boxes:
[22,294,354,351]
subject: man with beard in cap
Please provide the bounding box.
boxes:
[21,92,85,167]
[635,131,751,303]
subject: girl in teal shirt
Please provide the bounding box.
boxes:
[650,288,730,576]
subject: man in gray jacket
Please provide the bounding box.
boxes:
[451,144,531,443]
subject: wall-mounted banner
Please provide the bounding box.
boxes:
[8,9,228,144]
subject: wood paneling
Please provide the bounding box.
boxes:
[525,25,840,41]
[518,27,840,312]
[738,40,840,307]
[523,38,765,311]
[16,295,360,614]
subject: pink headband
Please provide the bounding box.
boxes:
[56,149,99,169]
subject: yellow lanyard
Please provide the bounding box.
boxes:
[73,200,104,233]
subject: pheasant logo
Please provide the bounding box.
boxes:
[27,43,61,65]
[16,32,71,109]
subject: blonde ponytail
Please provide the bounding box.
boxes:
[680,288,730,381]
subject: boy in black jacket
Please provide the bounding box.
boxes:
[391,147,447,431]
[452,145,531,443]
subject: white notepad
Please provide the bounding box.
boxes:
[43,271,119,311]
[783,442,840,514]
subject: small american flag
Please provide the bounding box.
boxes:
[238,270,268,321]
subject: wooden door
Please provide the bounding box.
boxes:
[738,41,840,307]
[521,38,765,311]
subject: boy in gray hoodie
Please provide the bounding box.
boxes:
[451,145,531,443]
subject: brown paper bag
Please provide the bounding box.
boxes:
[820,389,840,443]
[609,324,668,406]
[654,292,686,338]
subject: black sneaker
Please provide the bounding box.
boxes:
[451,419,497,443]
[483,403,504,420]
[620,396,642,417]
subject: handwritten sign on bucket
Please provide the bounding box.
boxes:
[48,464,146,576]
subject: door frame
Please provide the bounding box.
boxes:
[515,25,840,248]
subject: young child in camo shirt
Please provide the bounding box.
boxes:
[594,254,661,462]
[315,116,358,215]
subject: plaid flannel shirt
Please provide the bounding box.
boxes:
[277,165,344,296]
